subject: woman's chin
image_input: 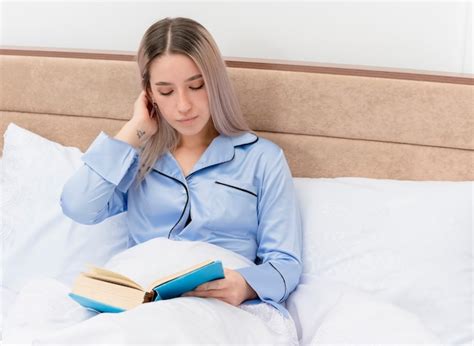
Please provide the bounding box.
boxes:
[175,124,206,137]
[174,118,216,138]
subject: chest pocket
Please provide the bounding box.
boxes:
[207,178,258,237]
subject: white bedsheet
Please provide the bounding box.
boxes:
[0,286,16,341]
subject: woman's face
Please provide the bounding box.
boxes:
[148,53,213,140]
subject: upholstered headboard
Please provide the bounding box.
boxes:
[1,47,472,180]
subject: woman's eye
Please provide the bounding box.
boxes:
[190,83,205,90]
[158,83,204,96]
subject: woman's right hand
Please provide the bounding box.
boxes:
[113,90,159,148]
[129,90,159,138]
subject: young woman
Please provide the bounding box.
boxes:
[7,17,303,344]
[61,16,302,313]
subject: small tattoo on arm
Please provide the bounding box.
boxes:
[136,130,146,139]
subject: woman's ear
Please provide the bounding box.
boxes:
[142,88,155,117]
[144,85,152,101]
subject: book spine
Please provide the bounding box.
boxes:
[143,291,156,303]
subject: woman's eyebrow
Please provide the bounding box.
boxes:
[154,74,203,86]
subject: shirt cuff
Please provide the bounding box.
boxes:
[81,131,140,193]
[236,261,287,304]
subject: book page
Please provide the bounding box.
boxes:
[72,275,146,310]
[145,259,214,292]
[86,266,144,291]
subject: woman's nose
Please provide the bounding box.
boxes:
[177,91,192,113]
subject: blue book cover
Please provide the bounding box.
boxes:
[153,260,224,300]
[68,293,125,313]
[69,260,224,313]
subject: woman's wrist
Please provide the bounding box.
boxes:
[245,283,258,300]
[114,120,151,149]
[241,278,258,301]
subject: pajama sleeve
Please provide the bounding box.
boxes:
[60,131,140,225]
[235,147,303,314]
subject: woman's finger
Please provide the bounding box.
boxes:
[182,289,223,299]
[195,278,225,291]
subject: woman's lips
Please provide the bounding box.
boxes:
[177,115,198,124]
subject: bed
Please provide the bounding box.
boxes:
[0,47,472,345]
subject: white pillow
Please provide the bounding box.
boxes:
[288,177,472,345]
[1,123,129,294]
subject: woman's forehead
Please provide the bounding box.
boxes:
[149,54,202,85]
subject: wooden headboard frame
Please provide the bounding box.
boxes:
[1,46,473,180]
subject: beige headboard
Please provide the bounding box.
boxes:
[1,47,473,180]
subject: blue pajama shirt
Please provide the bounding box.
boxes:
[60,130,303,315]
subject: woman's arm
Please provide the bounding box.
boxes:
[235,147,303,307]
[60,131,140,225]
[60,90,158,225]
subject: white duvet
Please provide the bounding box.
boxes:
[2,277,444,346]
[2,238,299,345]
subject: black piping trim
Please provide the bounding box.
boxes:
[235,135,259,147]
[153,169,189,239]
[185,151,237,180]
[215,181,257,197]
[183,135,258,179]
[269,262,287,303]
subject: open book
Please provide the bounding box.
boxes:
[69,259,224,313]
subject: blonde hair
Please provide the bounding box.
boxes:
[134,17,251,184]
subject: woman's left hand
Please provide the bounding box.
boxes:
[181,268,257,306]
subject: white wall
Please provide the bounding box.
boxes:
[1,0,472,74]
